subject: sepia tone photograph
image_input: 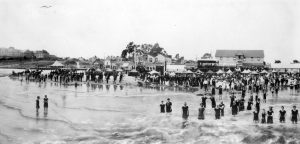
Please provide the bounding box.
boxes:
[0,0,300,144]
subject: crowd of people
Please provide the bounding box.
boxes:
[158,70,300,124]
[11,68,125,85]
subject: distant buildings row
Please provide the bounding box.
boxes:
[0,47,57,59]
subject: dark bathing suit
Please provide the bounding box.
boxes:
[44,98,48,108]
[160,104,165,113]
[198,107,205,120]
[182,106,189,119]
[36,99,40,109]
[292,109,298,123]
[166,102,172,113]
[279,110,286,122]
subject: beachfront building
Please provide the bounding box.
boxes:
[271,62,300,73]
[0,47,24,58]
[147,53,172,64]
[166,64,185,73]
[215,50,264,67]
[185,60,197,70]
[34,50,50,59]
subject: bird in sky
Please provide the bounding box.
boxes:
[41,5,52,8]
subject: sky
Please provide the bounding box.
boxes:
[0,0,300,63]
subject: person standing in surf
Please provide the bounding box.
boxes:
[214,105,221,120]
[247,98,253,110]
[232,100,238,116]
[198,103,205,120]
[261,109,266,124]
[267,107,274,124]
[210,96,216,108]
[218,85,223,100]
[263,90,267,103]
[36,96,40,112]
[219,101,225,117]
[166,98,172,113]
[43,95,48,112]
[182,102,189,120]
[253,108,259,123]
[279,106,286,123]
[291,105,299,124]
[255,99,261,114]
[160,101,165,113]
[201,95,207,108]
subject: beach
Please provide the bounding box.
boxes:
[0,69,299,144]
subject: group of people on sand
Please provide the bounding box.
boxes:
[12,68,125,85]
[36,95,49,114]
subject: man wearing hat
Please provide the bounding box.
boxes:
[166,98,172,113]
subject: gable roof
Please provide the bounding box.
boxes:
[215,50,264,58]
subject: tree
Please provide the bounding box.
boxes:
[23,50,35,59]
[121,42,139,59]
[293,60,299,63]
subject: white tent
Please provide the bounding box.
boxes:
[216,69,225,74]
[50,61,64,68]
[260,70,268,74]
[226,70,232,74]
[242,69,249,74]
[196,70,203,74]
[251,71,259,74]
[149,70,160,75]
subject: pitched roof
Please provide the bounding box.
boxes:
[215,50,264,58]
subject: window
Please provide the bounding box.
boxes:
[149,58,153,62]
[251,57,253,61]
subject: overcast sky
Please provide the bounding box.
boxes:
[0,0,299,63]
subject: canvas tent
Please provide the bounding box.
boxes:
[50,61,64,68]
[206,70,214,74]
[226,70,233,74]
[216,69,225,74]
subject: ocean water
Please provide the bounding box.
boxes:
[0,69,300,144]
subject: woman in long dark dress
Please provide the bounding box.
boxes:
[215,105,221,120]
[247,98,253,110]
[253,108,259,123]
[255,99,261,114]
[182,102,189,120]
[267,107,274,124]
[36,96,40,112]
[232,100,238,116]
[198,103,205,120]
[211,96,216,108]
[261,109,266,124]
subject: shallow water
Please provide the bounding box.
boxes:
[0,69,300,144]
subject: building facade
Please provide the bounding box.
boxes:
[215,50,264,67]
[0,47,24,58]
